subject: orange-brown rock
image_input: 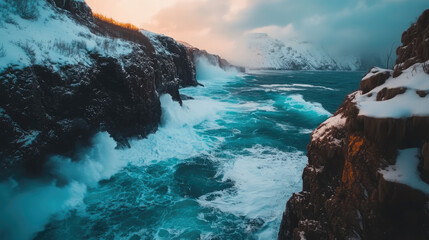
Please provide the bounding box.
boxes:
[376,87,406,101]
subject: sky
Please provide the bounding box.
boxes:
[85,0,429,63]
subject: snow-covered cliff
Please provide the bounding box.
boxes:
[0,0,199,176]
[279,9,429,240]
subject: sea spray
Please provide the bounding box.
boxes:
[49,132,122,188]
[124,94,226,166]
[0,132,118,240]
[279,94,332,117]
[195,57,239,81]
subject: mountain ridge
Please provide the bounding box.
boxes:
[244,32,382,71]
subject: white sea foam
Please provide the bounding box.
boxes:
[0,179,86,240]
[198,145,307,239]
[0,132,116,240]
[239,100,276,112]
[264,87,306,92]
[49,133,122,188]
[0,91,229,240]
[124,95,226,166]
[261,83,336,91]
[283,94,331,117]
[299,128,314,135]
[276,123,295,131]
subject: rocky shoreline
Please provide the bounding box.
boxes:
[0,0,240,178]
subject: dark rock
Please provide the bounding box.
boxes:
[394,9,429,74]
[144,33,198,106]
[180,94,195,101]
[376,87,406,101]
[416,90,428,98]
[359,68,391,94]
[48,0,93,20]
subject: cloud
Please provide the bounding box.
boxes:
[246,24,298,42]
[86,0,429,63]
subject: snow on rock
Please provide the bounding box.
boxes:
[361,67,390,81]
[299,231,307,240]
[244,33,361,71]
[141,30,172,56]
[311,113,346,144]
[379,148,429,194]
[0,0,133,70]
[16,130,40,148]
[355,61,429,118]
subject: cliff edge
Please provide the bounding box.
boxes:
[0,0,199,177]
[279,9,429,240]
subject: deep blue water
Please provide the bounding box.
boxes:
[4,61,364,240]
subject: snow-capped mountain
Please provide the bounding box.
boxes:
[245,33,361,71]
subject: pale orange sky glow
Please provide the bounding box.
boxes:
[85,0,254,62]
[85,0,178,25]
[84,0,428,64]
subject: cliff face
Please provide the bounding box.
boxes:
[279,9,429,240]
[180,41,246,73]
[141,30,197,104]
[0,0,198,176]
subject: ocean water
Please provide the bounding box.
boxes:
[0,59,364,240]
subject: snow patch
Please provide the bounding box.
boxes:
[379,148,429,194]
[299,231,307,240]
[361,67,390,81]
[141,30,172,56]
[356,62,429,118]
[0,0,134,70]
[311,113,347,145]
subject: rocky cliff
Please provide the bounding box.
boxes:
[0,0,199,177]
[179,41,245,73]
[279,9,429,240]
